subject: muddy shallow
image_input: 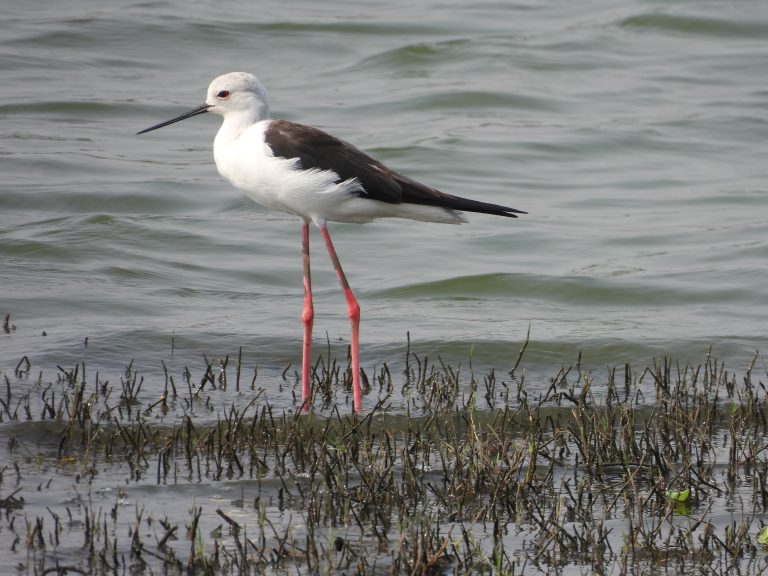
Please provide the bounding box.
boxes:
[2,346,768,575]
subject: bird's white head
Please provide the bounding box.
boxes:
[137,72,270,135]
[205,72,269,122]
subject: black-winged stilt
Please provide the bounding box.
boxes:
[138,72,525,413]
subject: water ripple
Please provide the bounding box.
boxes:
[619,13,768,39]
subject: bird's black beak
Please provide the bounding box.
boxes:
[137,104,210,135]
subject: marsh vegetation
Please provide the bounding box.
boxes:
[2,338,768,574]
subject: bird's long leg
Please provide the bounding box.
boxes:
[318,225,362,413]
[301,220,314,412]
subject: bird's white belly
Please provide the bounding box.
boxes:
[214,127,359,222]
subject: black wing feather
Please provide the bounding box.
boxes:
[264,120,526,218]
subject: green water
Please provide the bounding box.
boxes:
[4,1,768,411]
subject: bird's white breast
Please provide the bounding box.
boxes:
[213,120,355,222]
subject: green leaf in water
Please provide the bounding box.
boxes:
[666,488,690,503]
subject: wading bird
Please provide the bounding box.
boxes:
[138,72,525,413]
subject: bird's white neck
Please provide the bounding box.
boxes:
[212,112,271,188]
[216,106,266,144]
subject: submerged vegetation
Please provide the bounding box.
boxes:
[1,338,768,575]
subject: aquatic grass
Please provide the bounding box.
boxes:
[1,344,768,574]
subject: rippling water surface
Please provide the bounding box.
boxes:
[2,0,768,403]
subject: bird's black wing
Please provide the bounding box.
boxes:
[265,120,403,203]
[265,120,525,218]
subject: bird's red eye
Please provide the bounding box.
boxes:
[217,90,231,99]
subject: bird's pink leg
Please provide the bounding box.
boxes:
[318,225,362,413]
[300,221,314,412]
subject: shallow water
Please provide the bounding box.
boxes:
[2,356,766,575]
